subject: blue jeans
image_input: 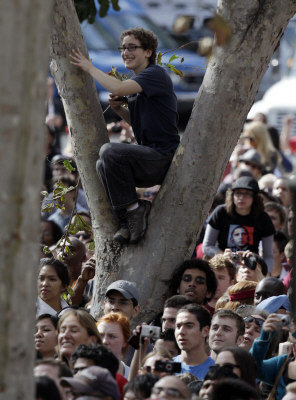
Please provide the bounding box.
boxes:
[96,142,174,213]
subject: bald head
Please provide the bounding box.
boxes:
[152,376,191,400]
[254,277,285,306]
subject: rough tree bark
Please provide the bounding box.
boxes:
[51,0,296,324]
[0,1,53,398]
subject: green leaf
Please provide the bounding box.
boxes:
[99,0,110,17]
[111,0,120,11]
[88,241,95,251]
[168,54,179,63]
[42,246,52,255]
[68,224,80,234]
[42,202,55,213]
[67,286,75,296]
[63,160,76,173]
[157,51,163,65]
[170,67,183,77]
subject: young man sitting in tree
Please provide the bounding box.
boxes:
[70,27,180,245]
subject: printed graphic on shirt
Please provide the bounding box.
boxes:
[227,224,254,251]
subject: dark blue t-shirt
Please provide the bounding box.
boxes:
[128,64,180,154]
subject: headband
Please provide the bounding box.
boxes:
[229,288,255,301]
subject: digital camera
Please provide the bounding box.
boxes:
[277,314,291,327]
[154,360,181,373]
[140,325,161,339]
[231,252,257,270]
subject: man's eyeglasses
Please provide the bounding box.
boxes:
[118,45,143,53]
[152,386,186,399]
[181,274,206,285]
[242,161,260,170]
[105,297,133,307]
[244,316,264,327]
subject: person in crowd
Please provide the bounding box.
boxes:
[208,255,236,312]
[70,27,180,245]
[241,120,279,173]
[237,149,263,181]
[235,305,268,351]
[173,304,214,379]
[69,256,96,307]
[57,237,87,287]
[258,173,278,197]
[283,239,293,292]
[70,344,128,398]
[166,259,217,306]
[264,201,287,232]
[250,313,296,400]
[60,366,120,400]
[71,344,119,377]
[254,276,286,306]
[35,314,59,359]
[57,308,101,368]
[104,280,140,321]
[151,375,191,400]
[231,251,267,283]
[47,176,88,232]
[215,346,257,387]
[272,231,290,279]
[177,372,198,385]
[198,364,238,400]
[35,375,62,400]
[221,281,258,311]
[96,312,131,379]
[272,177,292,209]
[41,218,63,248]
[140,347,173,378]
[37,258,70,317]
[203,176,275,273]
[123,374,159,400]
[160,295,193,332]
[154,329,180,358]
[34,358,73,400]
[208,309,244,360]
[210,378,259,400]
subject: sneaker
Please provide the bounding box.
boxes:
[113,226,130,244]
[127,200,151,244]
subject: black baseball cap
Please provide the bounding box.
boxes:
[231,177,259,194]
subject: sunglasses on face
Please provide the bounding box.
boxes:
[214,363,240,370]
[244,316,264,327]
[181,274,206,285]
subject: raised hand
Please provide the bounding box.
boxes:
[70,48,93,74]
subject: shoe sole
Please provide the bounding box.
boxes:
[129,201,151,244]
[113,234,130,244]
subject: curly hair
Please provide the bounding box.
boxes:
[225,188,264,218]
[120,27,158,65]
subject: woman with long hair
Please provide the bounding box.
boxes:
[96,312,131,379]
[241,121,279,173]
[37,258,70,317]
[203,176,275,273]
[57,308,101,367]
[215,346,257,387]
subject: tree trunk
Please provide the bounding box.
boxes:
[0,1,53,398]
[50,0,296,324]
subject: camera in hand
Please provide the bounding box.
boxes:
[154,360,181,373]
[128,325,161,350]
[231,252,257,270]
[277,314,291,327]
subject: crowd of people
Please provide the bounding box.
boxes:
[36,26,296,400]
